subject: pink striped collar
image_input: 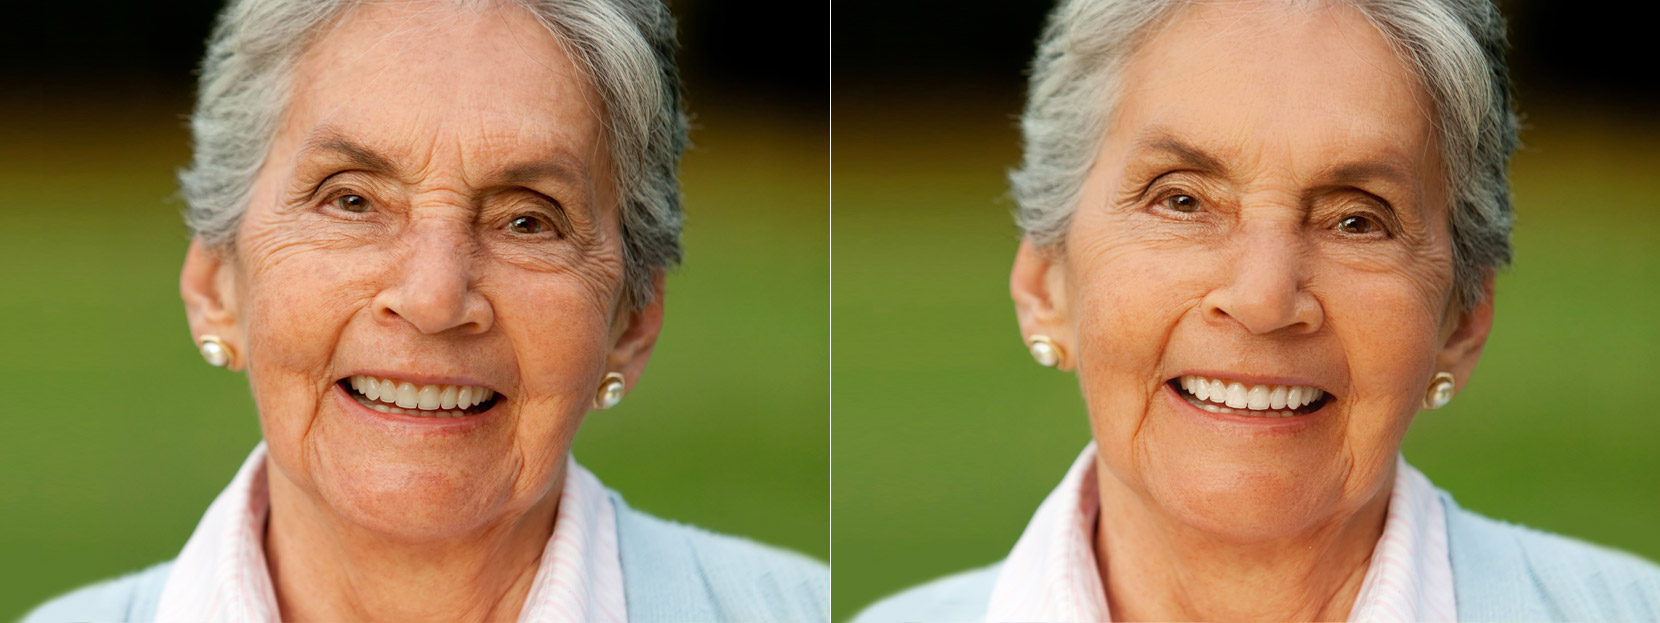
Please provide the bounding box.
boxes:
[153,442,627,622]
[985,443,1455,622]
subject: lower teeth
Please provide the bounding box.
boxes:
[353,393,470,418]
[1191,400,1297,418]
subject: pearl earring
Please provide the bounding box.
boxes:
[593,372,626,410]
[1423,372,1455,410]
[199,335,232,368]
[1028,335,1063,368]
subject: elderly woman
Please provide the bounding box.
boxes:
[856,0,1660,622]
[23,1,826,622]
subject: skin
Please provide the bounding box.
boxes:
[1011,2,1496,621]
[179,2,664,621]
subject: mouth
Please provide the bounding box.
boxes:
[338,374,503,418]
[1168,374,1332,418]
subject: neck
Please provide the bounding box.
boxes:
[263,460,562,623]
[1094,464,1391,622]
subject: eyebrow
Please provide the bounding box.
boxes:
[1131,127,1418,192]
[1132,129,1228,176]
[494,156,589,189]
[300,127,398,176]
[298,125,591,190]
[1322,159,1415,190]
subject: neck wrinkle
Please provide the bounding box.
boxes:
[1093,464,1390,622]
[263,458,563,623]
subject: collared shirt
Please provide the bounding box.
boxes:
[984,443,1455,622]
[153,442,626,623]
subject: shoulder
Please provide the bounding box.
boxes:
[851,563,1001,623]
[1443,491,1660,622]
[21,561,173,623]
[610,491,828,623]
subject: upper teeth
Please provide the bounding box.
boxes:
[348,375,495,411]
[1178,375,1324,411]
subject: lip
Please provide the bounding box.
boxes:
[1163,382,1331,434]
[1174,370,1332,395]
[344,370,502,395]
[334,382,502,435]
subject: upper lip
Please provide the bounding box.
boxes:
[1173,370,1333,395]
[342,370,504,395]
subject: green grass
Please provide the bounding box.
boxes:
[0,100,827,620]
[829,104,1660,621]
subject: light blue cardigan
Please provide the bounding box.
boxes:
[22,491,828,623]
[855,492,1660,622]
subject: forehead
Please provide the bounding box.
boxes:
[281,1,604,167]
[1111,1,1438,172]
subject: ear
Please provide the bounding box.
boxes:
[1010,238,1075,370]
[604,272,666,395]
[180,238,245,370]
[1434,273,1496,392]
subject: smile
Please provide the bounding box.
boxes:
[339,374,501,418]
[1170,375,1331,418]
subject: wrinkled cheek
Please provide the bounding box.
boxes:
[1070,257,1190,451]
[239,272,340,448]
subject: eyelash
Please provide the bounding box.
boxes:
[1144,185,1396,239]
[1146,187,1206,220]
[318,187,375,219]
[316,185,568,240]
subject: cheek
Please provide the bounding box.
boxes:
[238,243,380,446]
[491,271,615,437]
[1066,234,1207,457]
[1321,266,1445,467]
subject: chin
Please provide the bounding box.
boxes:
[1137,452,1352,541]
[307,449,534,541]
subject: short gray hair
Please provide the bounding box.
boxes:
[1011,0,1518,309]
[181,0,687,307]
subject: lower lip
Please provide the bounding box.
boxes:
[1163,382,1329,434]
[335,383,501,435]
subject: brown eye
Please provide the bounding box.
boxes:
[1165,194,1200,213]
[335,194,371,213]
[508,215,550,234]
[1338,215,1377,235]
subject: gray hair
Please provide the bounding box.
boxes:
[181,0,687,307]
[1011,0,1518,309]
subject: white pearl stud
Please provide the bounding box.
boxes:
[1423,372,1455,410]
[1028,335,1061,368]
[594,372,626,410]
[199,335,230,368]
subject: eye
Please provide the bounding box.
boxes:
[1337,215,1379,235]
[334,193,371,213]
[1164,193,1201,213]
[508,215,552,235]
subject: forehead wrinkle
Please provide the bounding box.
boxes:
[500,6,613,177]
[493,153,590,189]
[1319,158,1416,192]
[286,4,453,172]
[299,125,401,177]
[1130,127,1231,178]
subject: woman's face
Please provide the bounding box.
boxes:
[1012,2,1494,538]
[181,1,662,539]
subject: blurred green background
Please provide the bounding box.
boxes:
[831,1,1660,620]
[0,2,826,619]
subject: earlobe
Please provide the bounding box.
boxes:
[1010,238,1073,368]
[180,238,245,370]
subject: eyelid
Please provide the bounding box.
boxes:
[314,184,377,219]
[1332,193,1400,237]
[508,190,572,236]
[1144,184,1208,220]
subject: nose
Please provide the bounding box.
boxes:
[373,219,493,335]
[1201,220,1323,335]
